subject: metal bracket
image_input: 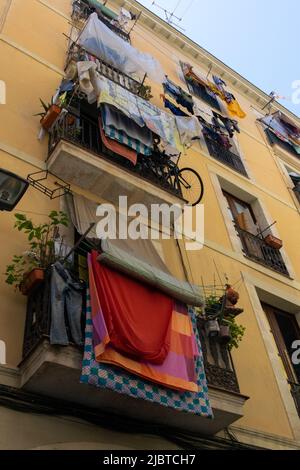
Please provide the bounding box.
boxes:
[27,170,71,199]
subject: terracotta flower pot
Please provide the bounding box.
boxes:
[40,104,61,130]
[19,268,45,296]
[264,234,283,250]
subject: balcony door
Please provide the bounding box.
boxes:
[223,191,263,257]
[262,303,300,415]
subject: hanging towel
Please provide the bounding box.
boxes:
[90,250,173,364]
[81,289,213,417]
[227,99,247,119]
[103,123,153,156]
[102,104,153,147]
[97,75,143,126]
[163,96,188,117]
[99,117,137,165]
[175,115,202,147]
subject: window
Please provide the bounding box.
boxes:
[223,191,289,275]
[180,62,221,110]
[223,192,258,235]
[262,303,300,416]
[186,79,221,110]
[265,128,300,158]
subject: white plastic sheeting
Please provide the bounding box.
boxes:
[175,116,202,148]
[78,13,164,84]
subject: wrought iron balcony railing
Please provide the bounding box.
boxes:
[204,135,248,177]
[66,43,143,97]
[235,226,289,276]
[48,111,182,199]
[22,271,241,395]
[71,0,130,42]
[197,318,240,394]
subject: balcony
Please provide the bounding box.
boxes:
[71,0,130,42]
[66,43,142,96]
[236,226,289,276]
[197,319,240,394]
[47,111,185,209]
[204,136,248,177]
[186,80,221,111]
[19,271,248,436]
[265,128,300,159]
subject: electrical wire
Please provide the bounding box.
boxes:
[172,0,183,15]
[0,384,262,450]
[180,0,195,19]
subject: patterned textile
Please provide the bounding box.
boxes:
[97,75,184,154]
[97,75,143,126]
[102,104,153,148]
[81,290,213,418]
[99,117,137,165]
[103,124,153,156]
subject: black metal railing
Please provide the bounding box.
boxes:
[186,80,221,111]
[22,272,241,395]
[48,111,182,199]
[236,226,289,276]
[71,0,130,42]
[204,135,248,177]
[197,318,240,393]
[66,43,142,96]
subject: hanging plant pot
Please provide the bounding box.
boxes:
[264,234,283,250]
[205,320,220,338]
[19,268,45,296]
[219,325,231,343]
[40,104,61,130]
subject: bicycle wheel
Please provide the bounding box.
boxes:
[177,168,204,206]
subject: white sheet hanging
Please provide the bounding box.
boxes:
[78,13,164,84]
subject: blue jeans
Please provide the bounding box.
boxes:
[50,262,84,346]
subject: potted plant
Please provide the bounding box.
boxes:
[5,211,68,295]
[219,319,231,343]
[225,315,246,351]
[35,98,62,131]
[202,294,222,337]
[264,234,283,250]
[138,84,153,101]
[35,93,73,131]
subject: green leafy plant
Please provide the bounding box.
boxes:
[34,93,68,119]
[4,211,68,290]
[222,316,246,351]
[205,294,223,317]
[33,98,54,118]
[138,84,153,101]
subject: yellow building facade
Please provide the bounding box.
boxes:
[0,0,300,450]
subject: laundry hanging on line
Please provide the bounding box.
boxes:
[163,76,194,114]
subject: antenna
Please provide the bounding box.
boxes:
[151,1,185,31]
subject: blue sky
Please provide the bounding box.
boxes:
[137,0,300,117]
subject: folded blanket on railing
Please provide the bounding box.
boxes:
[98,239,204,307]
[80,288,213,417]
